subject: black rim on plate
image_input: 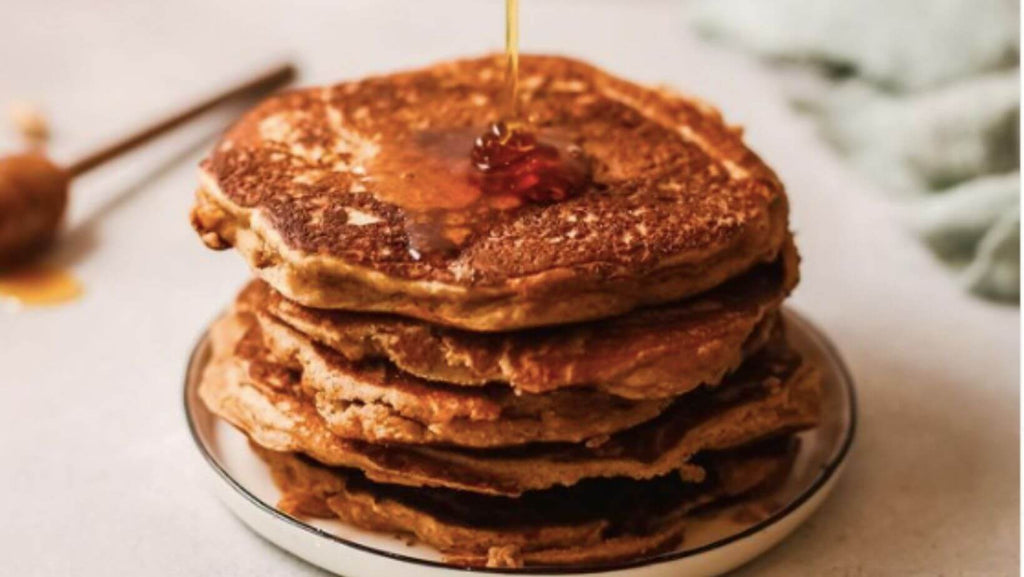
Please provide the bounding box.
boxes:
[184,308,857,575]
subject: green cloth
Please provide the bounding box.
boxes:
[913,173,1020,300]
[692,0,1020,301]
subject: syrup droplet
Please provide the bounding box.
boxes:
[471,121,588,203]
[0,264,83,309]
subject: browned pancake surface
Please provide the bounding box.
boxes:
[192,54,790,330]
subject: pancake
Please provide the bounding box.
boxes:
[250,312,673,447]
[191,54,791,331]
[256,437,796,568]
[242,238,797,400]
[198,313,821,496]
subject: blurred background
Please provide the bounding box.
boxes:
[1,1,1018,575]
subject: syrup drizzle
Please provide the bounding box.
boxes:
[366,0,591,259]
[466,0,589,209]
[505,0,521,119]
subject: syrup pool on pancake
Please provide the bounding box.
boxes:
[365,121,591,260]
[364,0,591,261]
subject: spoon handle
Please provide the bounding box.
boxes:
[66,62,296,177]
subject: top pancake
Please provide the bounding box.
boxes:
[192,54,791,331]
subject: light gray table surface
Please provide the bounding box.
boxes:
[1,1,1018,575]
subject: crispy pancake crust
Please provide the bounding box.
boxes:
[256,439,796,568]
[242,238,797,399]
[198,313,821,496]
[192,54,791,331]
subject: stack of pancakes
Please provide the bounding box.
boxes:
[190,55,823,568]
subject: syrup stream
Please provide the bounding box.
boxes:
[505,0,520,121]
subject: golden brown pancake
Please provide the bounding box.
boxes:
[198,313,821,496]
[256,438,795,568]
[240,237,796,400]
[244,311,674,447]
[191,54,791,331]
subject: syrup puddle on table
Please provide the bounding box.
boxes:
[0,264,83,309]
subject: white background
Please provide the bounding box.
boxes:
[0,1,1018,575]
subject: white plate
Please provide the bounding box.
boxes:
[184,308,855,577]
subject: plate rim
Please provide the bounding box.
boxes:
[183,307,857,575]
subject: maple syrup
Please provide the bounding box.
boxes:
[0,264,82,308]
[505,0,521,118]
[366,0,592,259]
[469,0,588,204]
[471,121,588,203]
